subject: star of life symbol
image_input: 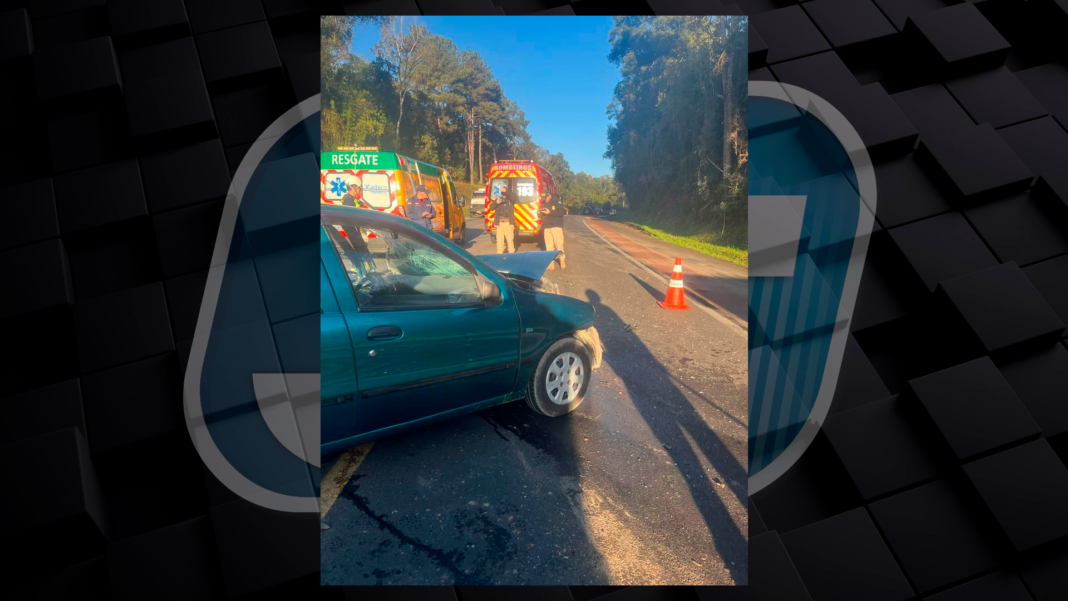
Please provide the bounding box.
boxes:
[329,176,347,197]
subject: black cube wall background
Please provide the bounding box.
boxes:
[748,2,1068,601]
[1,0,1068,600]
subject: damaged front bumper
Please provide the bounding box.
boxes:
[574,326,603,370]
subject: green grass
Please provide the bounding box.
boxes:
[603,211,748,267]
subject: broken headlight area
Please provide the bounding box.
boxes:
[504,273,560,295]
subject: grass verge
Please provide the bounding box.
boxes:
[603,211,748,267]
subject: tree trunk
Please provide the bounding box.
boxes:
[395,93,405,141]
[467,109,477,184]
[721,51,733,177]
[478,124,483,183]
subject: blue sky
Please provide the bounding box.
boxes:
[348,16,619,177]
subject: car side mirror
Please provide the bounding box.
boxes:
[478,275,501,304]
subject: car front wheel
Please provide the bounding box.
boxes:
[525,337,592,417]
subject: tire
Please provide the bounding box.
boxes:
[525,337,592,417]
[457,225,467,246]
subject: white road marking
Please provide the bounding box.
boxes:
[581,219,747,339]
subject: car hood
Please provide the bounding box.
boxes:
[477,251,560,280]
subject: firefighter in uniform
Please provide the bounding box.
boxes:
[492,187,517,253]
[407,185,437,230]
[540,192,566,269]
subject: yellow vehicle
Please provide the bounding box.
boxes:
[320,148,468,245]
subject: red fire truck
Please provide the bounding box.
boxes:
[484,160,556,244]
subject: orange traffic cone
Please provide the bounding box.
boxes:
[658,257,690,310]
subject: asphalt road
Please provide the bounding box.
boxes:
[320,216,749,586]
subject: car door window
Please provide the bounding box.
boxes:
[324,220,481,309]
[401,161,419,204]
[448,179,458,206]
[421,176,445,229]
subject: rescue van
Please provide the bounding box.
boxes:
[484,160,556,244]
[320,147,468,245]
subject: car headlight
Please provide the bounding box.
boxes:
[536,276,559,295]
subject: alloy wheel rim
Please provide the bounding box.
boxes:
[546,351,583,405]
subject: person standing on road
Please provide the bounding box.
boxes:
[407,185,437,230]
[492,187,517,253]
[540,192,566,269]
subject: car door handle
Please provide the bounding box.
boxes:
[367,326,402,341]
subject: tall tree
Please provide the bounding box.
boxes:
[321,16,393,78]
[482,98,528,165]
[476,84,507,181]
[374,19,434,141]
[448,51,497,183]
[605,16,747,229]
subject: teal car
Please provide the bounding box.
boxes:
[321,205,602,454]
